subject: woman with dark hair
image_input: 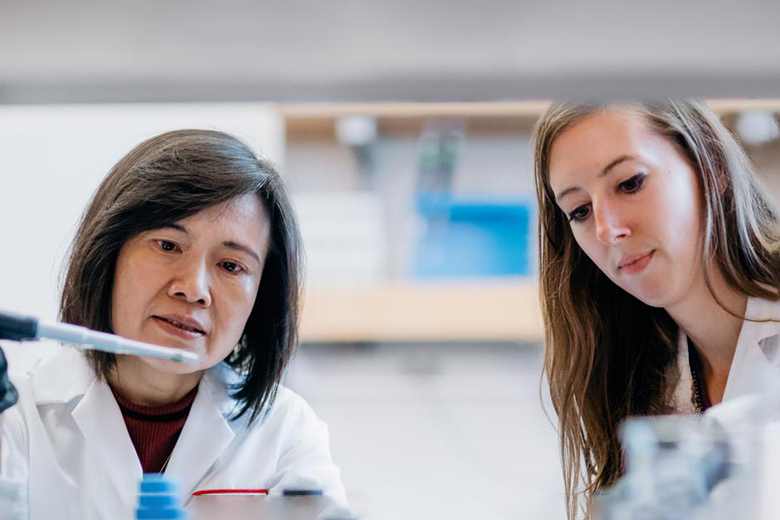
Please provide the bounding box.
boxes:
[533,101,780,519]
[0,129,345,518]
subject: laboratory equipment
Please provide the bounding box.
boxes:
[0,309,198,363]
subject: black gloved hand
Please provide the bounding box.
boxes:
[0,345,19,414]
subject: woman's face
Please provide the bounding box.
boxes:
[111,194,270,375]
[547,108,704,308]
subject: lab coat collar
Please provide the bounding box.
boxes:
[739,295,780,361]
[676,296,780,408]
[30,346,246,504]
[165,363,240,497]
[723,296,780,400]
[27,347,143,509]
[30,346,95,405]
[72,375,142,511]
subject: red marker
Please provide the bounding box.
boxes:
[192,489,269,496]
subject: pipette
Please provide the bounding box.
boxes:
[0,309,198,363]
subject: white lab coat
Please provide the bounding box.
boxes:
[0,346,345,520]
[668,296,780,413]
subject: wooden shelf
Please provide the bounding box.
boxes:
[279,99,780,131]
[299,279,543,344]
[279,101,552,120]
[280,101,548,139]
[706,99,780,114]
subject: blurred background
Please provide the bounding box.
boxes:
[2,1,780,518]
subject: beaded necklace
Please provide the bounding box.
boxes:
[687,337,707,414]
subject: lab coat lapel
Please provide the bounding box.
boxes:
[723,297,780,401]
[72,377,142,511]
[165,367,236,496]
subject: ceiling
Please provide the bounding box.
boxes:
[2,0,780,103]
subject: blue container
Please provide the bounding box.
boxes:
[413,194,533,278]
[137,474,187,520]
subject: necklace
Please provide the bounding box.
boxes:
[690,361,705,414]
[687,337,706,414]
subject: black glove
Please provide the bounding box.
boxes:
[0,346,18,414]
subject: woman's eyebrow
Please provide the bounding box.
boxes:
[599,154,634,178]
[222,241,262,264]
[555,186,581,203]
[555,155,636,202]
[158,225,261,263]
[159,223,188,234]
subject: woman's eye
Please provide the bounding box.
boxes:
[221,261,244,274]
[157,240,179,252]
[568,205,590,223]
[619,173,646,193]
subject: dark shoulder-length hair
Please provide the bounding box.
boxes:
[533,100,780,519]
[60,129,302,425]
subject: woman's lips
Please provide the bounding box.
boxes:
[152,316,205,341]
[618,250,655,275]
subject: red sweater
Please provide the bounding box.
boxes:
[111,385,199,473]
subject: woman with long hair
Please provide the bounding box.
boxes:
[533,100,780,518]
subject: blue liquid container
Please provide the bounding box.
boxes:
[136,474,188,520]
[413,194,532,278]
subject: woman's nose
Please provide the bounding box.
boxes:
[168,259,212,307]
[594,200,630,245]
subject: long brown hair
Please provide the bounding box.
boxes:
[60,129,302,425]
[533,100,780,518]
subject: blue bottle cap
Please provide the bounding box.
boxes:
[139,474,182,494]
[139,481,181,494]
[139,494,180,509]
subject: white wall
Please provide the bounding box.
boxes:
[0,103,284,369]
